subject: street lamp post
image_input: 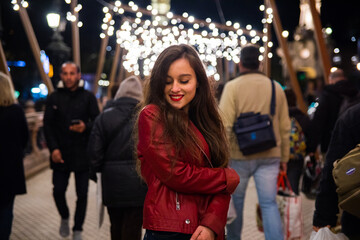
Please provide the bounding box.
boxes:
[46,12,71,87]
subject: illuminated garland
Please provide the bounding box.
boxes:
[10,0,279,80]
[98,1,274,78]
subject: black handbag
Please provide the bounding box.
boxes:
[233,80,276,155]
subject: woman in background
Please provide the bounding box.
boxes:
[88,76,147,240]
[0,72,29,239]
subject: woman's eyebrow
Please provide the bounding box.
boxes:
[167,73,192,78]
[166,73,192,78]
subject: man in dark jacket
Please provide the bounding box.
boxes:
[88,76,147,240]
[307,69,359,156]
[43,62,99,240]
[313,102,360,239]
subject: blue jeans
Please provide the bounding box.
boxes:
[143,230,192,240]
[226,158,283,240]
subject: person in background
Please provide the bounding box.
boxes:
[43,62,99,240]
[313,102,360,239]
[0,72,29,240]
[88,76,147,240]
[102,82,120,110]
[219,44,290,240]
[136,44,239,240]
[284,89,310,195]
[307,68,358,160]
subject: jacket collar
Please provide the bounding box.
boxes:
[238,70,265,77]
[57,79,85,90]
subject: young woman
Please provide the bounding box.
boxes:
[136,44,240,240]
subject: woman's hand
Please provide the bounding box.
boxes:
[190,225,215,240]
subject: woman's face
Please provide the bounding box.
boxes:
[164,58,197,113]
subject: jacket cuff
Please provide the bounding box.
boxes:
[224,168,240,194]
[200,213,225,237]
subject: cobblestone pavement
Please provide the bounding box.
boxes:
[11,168,315,240]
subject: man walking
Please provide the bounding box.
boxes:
[43,62,99,240]
[219,45,291,240]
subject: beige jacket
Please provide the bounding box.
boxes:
[219,72,291,163]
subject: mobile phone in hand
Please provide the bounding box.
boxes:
[71,119,81,125]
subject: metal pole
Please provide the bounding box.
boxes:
[16,1,54,93]
[308,0,331,84]
[268,0,306,112]
[70,0,81,68]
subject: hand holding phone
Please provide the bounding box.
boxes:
[71,119,81,125]
[69,119,86,133]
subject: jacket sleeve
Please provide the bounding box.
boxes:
[88,115,106,174]
[43,94,59,152]
[85,92,100,133]
[200,193,230,237]
[138,106,239,195]
[313,114,355,227]
[277,85,291,163]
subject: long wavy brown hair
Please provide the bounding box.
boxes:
[135,44,229,169]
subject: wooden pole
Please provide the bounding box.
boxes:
[107,43,121,98]
[0,42,10,77]
[268,0,306,112]
[263,0,271,77]
[70,0,81,68]
[308,0,331,84]
[93,34,109,94]
[116,48,125,84]
[224,59,229,82]
[16,1,54,93]
[232,61,237,79]
[217,58,224,83]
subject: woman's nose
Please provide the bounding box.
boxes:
[171,81,180,92]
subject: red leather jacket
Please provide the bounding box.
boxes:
[137,104,240,239]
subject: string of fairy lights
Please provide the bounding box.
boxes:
[97,0,274,78]
[11,0,276,80]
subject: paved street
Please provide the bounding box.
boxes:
[11,167,315,240]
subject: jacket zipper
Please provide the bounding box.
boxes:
[174,135,213,211]
[176,192,180,210]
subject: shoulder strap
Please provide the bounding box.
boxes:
[270,80,276,116]
[106,108,134,144]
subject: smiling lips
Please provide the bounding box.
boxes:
[170,95,184,102]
